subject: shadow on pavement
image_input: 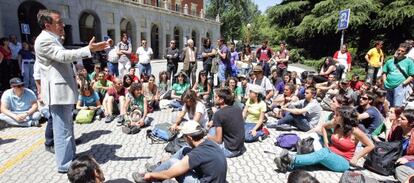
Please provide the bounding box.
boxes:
[78,143,151,164]
[77,130,112,145]
[105,178,134,183]
[0,138,17,145]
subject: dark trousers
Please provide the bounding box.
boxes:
[8,59,20,78]
[186,62,197,86]
[167,62,178,83]
[203,60,212,77]
[45,115,54,147]
[277,113,311,132]
[259,61,270,77]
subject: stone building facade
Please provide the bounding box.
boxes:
[0,0,220,59]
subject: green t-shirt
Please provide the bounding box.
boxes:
[172,83,190,96]
[95,80,113,95]
[383,57,414,89]
[127,93,145,110]
[234,86,243,97]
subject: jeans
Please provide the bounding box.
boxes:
[185,62,197,86]
[258,61,270,77]
[136,63,152,76]
[107,62,119,77]
[167,62,178,83]
[366,66,380,84]
[45,115,54,147]
[50,105,76,172]
[154,147,200,183]
[218,63,230,83]
[203,60,212,77]
[386,84,409,107]
[240,67,251,76]
[244,122,265,143]
[396,165,414,183]
[293,148,350,172]
[22,62,36,91]
[0,111,41,127]
[277,113,312,132]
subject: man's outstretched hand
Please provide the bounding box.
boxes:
[88,36,111,52]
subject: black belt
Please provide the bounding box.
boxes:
[23,62,35,64]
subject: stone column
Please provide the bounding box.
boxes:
[184,4,188,15]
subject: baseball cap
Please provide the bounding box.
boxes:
[9,77,24,86]
[178,120,203,138]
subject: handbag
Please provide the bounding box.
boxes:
[164,137,188,154]
[363,140,403,176]
[75,109,95,124]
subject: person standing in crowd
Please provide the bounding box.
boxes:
[240,44,253,76]
[365,40,384,84]
[0,77,41,127]
[201,38,215,78]
[34,9,109,173]
[274,40,290,78]
[117,33,132,78]
[0,37,12,91]
[181,39,197,86]
[217,38,230,85]
[256,40,273,77]
[208,88,246,157]
[18,41,36,91]
[106,37,119,77]
[136,39,153,77]
[164,39,180,83]
[333,44,352,80]
[382,43,414,107]
[8,34,22,78]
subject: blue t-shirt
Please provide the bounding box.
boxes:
[78,91,100,107]
[361,106,383,134]
[1,88,37,112]
[219,45,229,65]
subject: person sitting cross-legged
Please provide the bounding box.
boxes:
[269,86,322,132]
[207,88,246,158]
[72,83,104,121]
[274,106,374,173]
[0,77,41,127]
[102,78,127,124]
[132,120,227,183]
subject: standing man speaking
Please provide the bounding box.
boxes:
[35,9,109,173]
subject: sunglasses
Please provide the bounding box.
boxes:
[360,97,369,100]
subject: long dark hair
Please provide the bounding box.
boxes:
[197,70,209,91]
[338,106,359,135]
[181,89,202,115]
[123,74,133,88]
[159,70,170,83]
[321,57,335,72]
[129,83,142,98]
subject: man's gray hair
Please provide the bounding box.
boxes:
[37,9,60,29]
[187,39,194,44]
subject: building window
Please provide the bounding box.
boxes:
[191,3,197,16]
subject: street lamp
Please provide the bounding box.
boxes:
[246,23,252,44]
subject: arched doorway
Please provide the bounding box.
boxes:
[150,24,160,59]
[174,26,182,50]
[79,11,101,43]
[17,1,46,42]
[120,18,135,48]
[191,30,197,48]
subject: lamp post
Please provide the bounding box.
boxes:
[246,23,251,44]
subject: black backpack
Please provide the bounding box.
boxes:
[363,141,403,176]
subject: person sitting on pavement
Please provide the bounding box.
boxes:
[122,74,133,89]
[251,65,274,103]
[132,120,227,183]
[142,74,160,110]
[315,74,338,99]
[371,106,403,142]
[297,76,315,99]
[158,71,170,98]
[207,88,246,158]
[88,64,101,83]
[226,77,243,107]
[171,90,209,130]
[102,78,127,123]
[67,155,105,183]
[170,71,191,109]
[313,57,337,83]
[93,71,113,101]
[274,73,292,96]
[349,74,364,91]
[242,84,270,142]
[127,67,140,83]
[274,106,374,173]
[122,83,151,133]
[356,91,383,135]
[192,70,211,103]
[72,83,104,121]
[269,83,299,119]
[269,86,322,132]
[0,77,41,127]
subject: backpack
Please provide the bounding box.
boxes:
[296,137,315,154]
[164,137,188,154]
[146,123,177,143]
[275,133,300,150]
[339,171,379,183]
[363,140,403,176]
[75,110,95,124]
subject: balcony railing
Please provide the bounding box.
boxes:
[109,0,217,23]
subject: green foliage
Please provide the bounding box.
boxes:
[303,58,325,70]
[289,48,306,63]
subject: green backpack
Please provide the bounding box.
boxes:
[75,110,95,124]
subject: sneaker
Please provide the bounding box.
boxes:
[274,149,293,173]
[104,115,115,123]
[45,145,55,154]
[116,115,124,126]
[262,127,270,136]
[32,120,41,127]
[145,162,160,172]
[132,172,147,183]
[95,115,101,121]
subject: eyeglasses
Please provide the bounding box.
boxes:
[12,84,23,88]
[360,97,369,100]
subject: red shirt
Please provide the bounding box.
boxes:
[256,47,273,62]
[0,46,12,60]
[107,87,127,101]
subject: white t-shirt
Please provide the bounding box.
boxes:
[407,48,414,61]
[182,101,209,128]
[336,51,349,70]
[136,47,153,64]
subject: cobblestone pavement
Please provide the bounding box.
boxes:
[0,61,399,183]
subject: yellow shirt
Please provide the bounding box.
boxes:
[367,48,384,68]
[245,99,267,123]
